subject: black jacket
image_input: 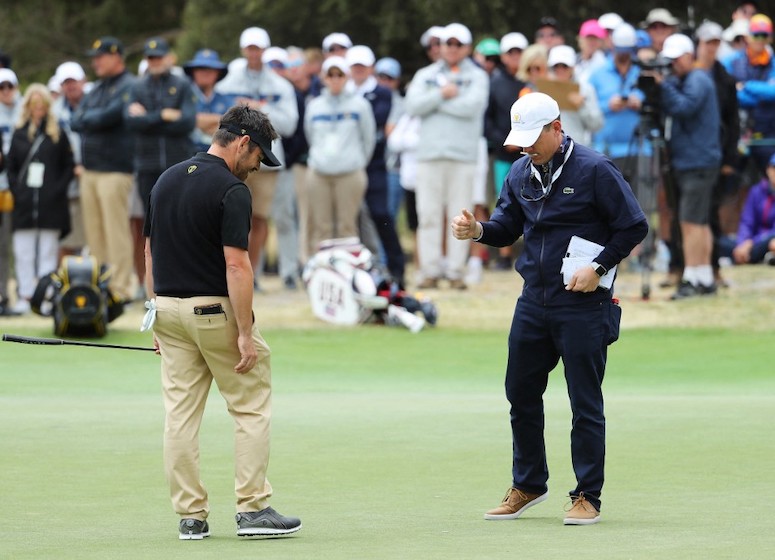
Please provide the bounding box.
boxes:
[70,70,136,173]
[125,71,197,173]
[485,68,526,162]
[711,60,740,169]
[7,121,74,236]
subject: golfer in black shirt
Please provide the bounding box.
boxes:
[143,105,301,540]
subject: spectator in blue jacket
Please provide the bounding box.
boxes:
[653,34,722,299]
[184,49,234,153]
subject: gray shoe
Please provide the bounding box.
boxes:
[236,507,302,537]
[179,518,210,540]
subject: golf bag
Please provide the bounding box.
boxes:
[30,255,124,338]
[302,238,437,333]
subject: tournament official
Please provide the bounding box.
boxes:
[451,93,647,525]
[143,105,301,540]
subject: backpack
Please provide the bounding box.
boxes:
[31,255,124,338]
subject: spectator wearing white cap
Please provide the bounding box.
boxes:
[587,23,648,162]
[345,45,405,283]
[0,67,21,315]
[322,32,352,58]
[420,26,445,62]
[52,61,88,258]
[651,33,722,299]
[597,12,624,54]
[404,22,490,289]
[216,27,299,285]
[642,8,680,53]
[719,18,751,62]
[304,57,376,251]
[546,45,603,147]
[694,21,741,287]
[481,32,528,271]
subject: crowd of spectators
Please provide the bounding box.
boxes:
[1,1,774,315]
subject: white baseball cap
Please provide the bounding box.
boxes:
[598,13,624,32]
[504,92,561,148]
[240,27,271,49]
[55,61,86,83]
[612,23,637,49]
[548,45,577,68]
[500,32,529,53]
[420,26,445,47]
[345,45,375,67]
[262,46,289,66]
[661,33,695,59]
[322,32,353,52]
[442,23,473,45]
[0,68,18,86]
[695,21,723,43]
[322,56,350,75]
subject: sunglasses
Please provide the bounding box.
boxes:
[750,33,771,40]
[0,82,15,90]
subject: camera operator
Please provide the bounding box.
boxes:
[646,33,722,299]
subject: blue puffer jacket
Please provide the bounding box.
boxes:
[723,50,775,138]
[480,139,648,306]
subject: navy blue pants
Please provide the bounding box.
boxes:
[505,297,618,511]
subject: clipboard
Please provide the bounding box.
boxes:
[535,78,580,111]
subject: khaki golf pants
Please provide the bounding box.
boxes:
[154,295,273,520]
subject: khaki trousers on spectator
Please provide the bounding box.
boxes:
[79,170,134,301]
[307,168,367,252]
[416,159,475,281]
[154,295,273,520]
[245,170,279,219]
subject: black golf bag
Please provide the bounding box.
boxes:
[31,256,124,338]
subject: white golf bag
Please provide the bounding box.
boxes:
[302,238,436,333]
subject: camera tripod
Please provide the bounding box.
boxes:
[625,111,667,300]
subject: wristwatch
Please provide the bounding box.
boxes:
[591,261,607,277]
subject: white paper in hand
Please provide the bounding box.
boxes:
[140,298,157,332]
[560,236,616,290]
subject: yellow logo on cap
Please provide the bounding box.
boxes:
[513,112,522,123]
[93,40,102,49]
[188,165,197,174]
[149,40,157,49]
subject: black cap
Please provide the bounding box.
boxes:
[538,16,560,30]
[87,36,124,56]
[144,37,170,57]
[219,123,281,167]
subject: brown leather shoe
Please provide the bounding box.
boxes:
[484,487,548,520]
[448,279,467,290]
[563,494,600,525]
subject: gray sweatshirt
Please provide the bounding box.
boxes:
[304,89,376,175]
[404,57,489,163]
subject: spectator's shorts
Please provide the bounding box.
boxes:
[244,171,280,219]
[674,166,719,225]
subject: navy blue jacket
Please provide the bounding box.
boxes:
[480,139,648,306]
[70,70,136,173]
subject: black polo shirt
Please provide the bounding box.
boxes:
[144,152,252,297]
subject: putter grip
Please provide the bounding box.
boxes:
[2,334,64,345]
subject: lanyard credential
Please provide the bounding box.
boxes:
[529,138,575,194]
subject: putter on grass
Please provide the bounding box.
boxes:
[2,333,156,352]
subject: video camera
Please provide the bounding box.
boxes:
[633,55,672,121]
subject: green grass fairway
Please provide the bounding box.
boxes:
[1,326,774,559]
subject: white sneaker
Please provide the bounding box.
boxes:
[11,299,31,315]
[465,256,483,285]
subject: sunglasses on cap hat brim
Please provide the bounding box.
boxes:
[219,123,281,167]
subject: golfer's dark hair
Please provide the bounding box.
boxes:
[213,104,278,148]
